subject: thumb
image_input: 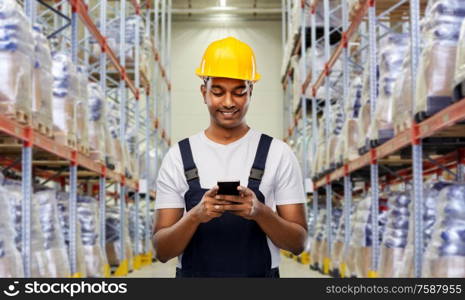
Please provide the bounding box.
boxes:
[205,185,219,197]
[238,185,252,197]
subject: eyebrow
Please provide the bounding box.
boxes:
[210,85,247,91]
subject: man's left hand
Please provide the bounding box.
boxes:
[215,186,263,220]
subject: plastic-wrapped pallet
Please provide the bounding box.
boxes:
[52,52,77,144]
[379,191,411,277]
[105,207,134,271]
[0,0,34,119]
[454,19,465,100]
[128,204,145,256]
[357,65,374,154]
[341,77,363,162]
[76,66,89,152]
[107,102,125,174]
[35,189,70,277]
[92,15,145,66]
[56,192,87,277]
[310,209,326,270]
[351,193,388,277]
[3,179,49,277]
[77,195,107,277]
[88,83,106,162]
[415,0,465,119]
[331,205,353,276]
[400,181,450,277]
[342,197,362,277]
[0,177,23,277]
[318,208,342,273]
[369,34,409,145]
[423,183,465,277]
[392,50,413,134]
[125,127,138,179]
[32,24,53,133]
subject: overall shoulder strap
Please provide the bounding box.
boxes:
[248,134,273,189]
[178,138,201,189]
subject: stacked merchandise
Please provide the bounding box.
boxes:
[415,0,465,120]
[88,83,109,162]
[92,15,146,71]
[357,64,379,154]
[31,24,53,133]
[3,179,49,277]
[453,17,465,100]
[107,102,125,174]
[56,192,87,277]
[125,127,138,179]
[310,209,326,271]
[327,101,345,170]
[392,46,413,133]
[313,117,325,178]
[342,76,363,162]
[342,196,362,277]
[423,183,465,277]
[319,207,342,273]
[52,52,77,145]
[75,66,89,152]
[368,33,409,145]
[77,195,107,277]
[331,203,355,277]
[35,189,70,277]
[350,192,388,277]
[105,206,134,272]
[0,177,23,277]
[128,203,145,257]
[0,0,34,118]
[378,190,411,277]
[400,180,450,277]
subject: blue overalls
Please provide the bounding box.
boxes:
[176,134,280,278]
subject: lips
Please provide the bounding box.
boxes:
[218,110,239,119]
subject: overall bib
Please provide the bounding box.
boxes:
[176,134,279,278]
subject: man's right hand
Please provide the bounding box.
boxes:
[189,186,225,223]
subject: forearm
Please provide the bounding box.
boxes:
[255,205,307,255]
[153,211,200,262]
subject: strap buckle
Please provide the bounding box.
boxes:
[249,168,264,181]
[184,168,199,181]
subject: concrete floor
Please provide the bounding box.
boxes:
[127,254,329,278]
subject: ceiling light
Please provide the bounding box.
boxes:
[219,0,227,7]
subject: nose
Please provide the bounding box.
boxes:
[222,91,234,108]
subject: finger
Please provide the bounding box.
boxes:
[207,211,222,218]
[215,194,245,203]
[238,186,253,197]
[222,204,249,211]
[208,203,225,213]
[204,185,219,197]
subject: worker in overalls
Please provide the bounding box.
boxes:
[152,37,308,277]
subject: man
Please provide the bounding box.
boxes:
[153,37,308,278]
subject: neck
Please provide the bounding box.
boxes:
[205,123,250,145]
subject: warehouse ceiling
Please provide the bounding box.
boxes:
[172,0,283,22]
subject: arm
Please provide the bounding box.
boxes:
[152,208,200,263]
[255,202,308,255]
[153,186,224,263]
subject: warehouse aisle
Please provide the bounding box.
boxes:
[127,255,329,278]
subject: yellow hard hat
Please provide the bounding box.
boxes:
[196,37,261,82]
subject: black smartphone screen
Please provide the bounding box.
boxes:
[217,181,240,196]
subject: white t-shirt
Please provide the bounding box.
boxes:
[154,128,306,268]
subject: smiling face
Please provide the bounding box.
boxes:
[201,77,252,129]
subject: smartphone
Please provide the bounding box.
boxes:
[217,181,240,196]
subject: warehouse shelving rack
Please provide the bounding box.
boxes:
[2,0,172,278]
[282,0,465,278]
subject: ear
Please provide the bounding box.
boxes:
[201,85,207,104]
